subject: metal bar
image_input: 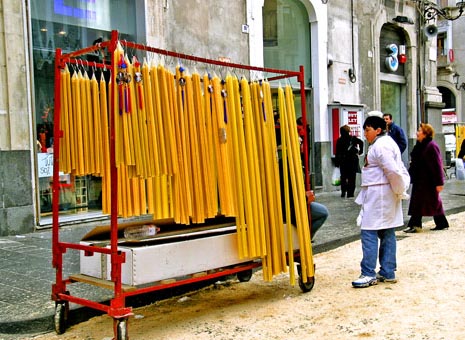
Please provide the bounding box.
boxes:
[62,59,110,70]
[58,293,110,314]
[298,65,310,192]
[108,30,126,312]
[120,38,300,77]
[51,48,65,301]
[60,41,112,60]
[122,262,262,298]
[58,242,113,255]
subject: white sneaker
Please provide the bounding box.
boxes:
[352,275,378,288]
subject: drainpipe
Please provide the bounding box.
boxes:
[349,0,357,83]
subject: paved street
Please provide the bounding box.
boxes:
[0,177,463,339]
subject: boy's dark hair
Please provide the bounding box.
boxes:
[363,116,386,132]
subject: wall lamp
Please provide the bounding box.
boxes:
[418,0,465,21]
[453,72,465,90]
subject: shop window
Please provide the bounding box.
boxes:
[262,0,311,87]
[31,0,138,218]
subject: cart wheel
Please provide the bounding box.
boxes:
[237,269,253,282]
[297,264,315,293]
[298,274,315,293]
[115,318,128,340]
[54,302,68,334]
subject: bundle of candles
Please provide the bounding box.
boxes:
[58,41,313,284]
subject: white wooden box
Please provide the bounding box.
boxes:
[80,223,300,286]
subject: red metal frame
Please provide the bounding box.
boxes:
[51,29,310,333]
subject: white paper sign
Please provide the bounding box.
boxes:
[37,153,53,178]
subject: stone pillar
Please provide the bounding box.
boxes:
[424,86,446,162]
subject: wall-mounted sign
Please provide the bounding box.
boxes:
[385,44,399,72]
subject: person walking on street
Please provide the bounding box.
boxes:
[383,113,407,154]
[335,125,363,198]
[352,113,410,288]
[404,123,450,233]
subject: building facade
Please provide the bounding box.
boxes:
[0,0,462,234]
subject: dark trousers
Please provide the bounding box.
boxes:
[407,214,449,229]
[340,169,356,197]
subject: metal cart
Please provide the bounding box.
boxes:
[51,30,314,340]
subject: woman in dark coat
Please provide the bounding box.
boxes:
[335,125,363,198]
[404,123,449,233]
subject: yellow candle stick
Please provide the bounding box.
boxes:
[79,71,89,174]
[185,73,204,223]
[151,61,168,175]
[59,66,71,174]
[193,72,215,219]
[115,45,133,167]
[132,57,151,178]
[202,73,219,217]
[100,74,111,214]
[211,75,234,217]
[161,174,169,218]
[139,177,147,215]
[251,82,278,272]
[159,64,178,176]
[241,77,262,258]
[264,81,291,283]
[285,85,314,279]
[278,86,295,284]
[131,176,141,216]
[126,55,144,177]
[83,71,95,175]
[146,177,155,215]
[142,61,158,177]
[91,73,102,175]
[64,66,76,173]
[117,166,124,217]
[250,82,269,260]
[174,65,192,223]
[71,71,84,176]
[225,74,247,258]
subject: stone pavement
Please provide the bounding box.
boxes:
[0,177,464,339]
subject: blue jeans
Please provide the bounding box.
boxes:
[310,202,329,239]
[360,228,397,279]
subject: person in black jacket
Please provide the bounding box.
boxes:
[383,113,407,154]
[335,125,364,198]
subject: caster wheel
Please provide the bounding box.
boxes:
[297,264,315,293]
[115,318,128,340]
[54,302,68,334]
[237,269,253,282]
[298,275,315,293]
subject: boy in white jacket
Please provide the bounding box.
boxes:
[352,112,410,288]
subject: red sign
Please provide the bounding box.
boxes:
[347,111,358,125]
[449,49,454,63]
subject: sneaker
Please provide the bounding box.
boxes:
[376,273,397,283]
[352,275,378,288]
